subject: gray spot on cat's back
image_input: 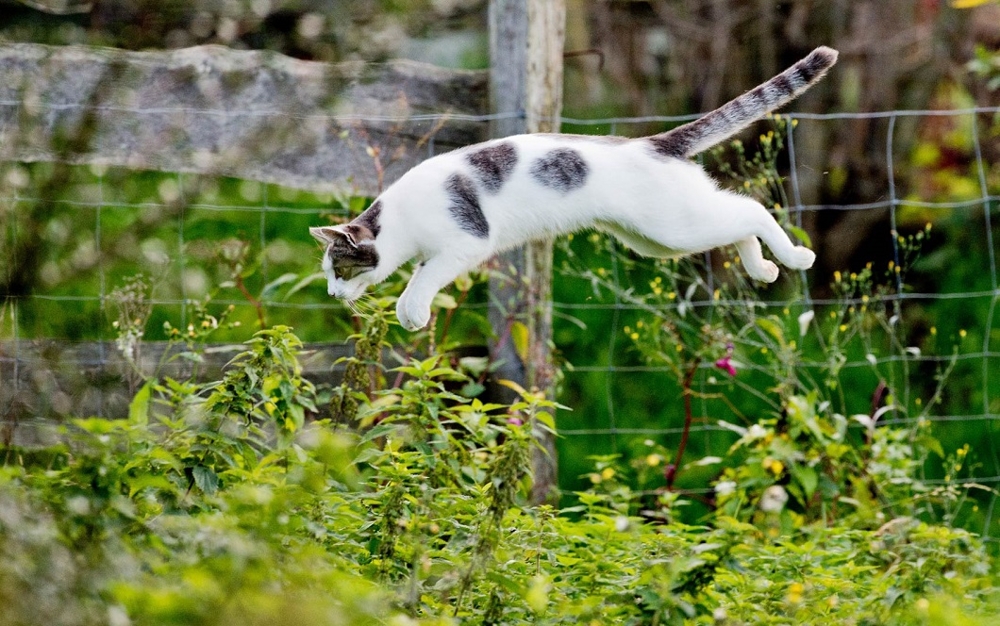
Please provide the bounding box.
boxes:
[530,148,589,193]
[445,173,490,238]
[355,199,382,237]
[466,141,518,193]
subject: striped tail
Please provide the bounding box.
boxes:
[647,46,838,159]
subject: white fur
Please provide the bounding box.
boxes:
[326,134,814,331]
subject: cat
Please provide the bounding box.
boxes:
[311,46,838,331]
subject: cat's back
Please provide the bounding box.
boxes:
[457,132,683,196]
[378,131,707,246]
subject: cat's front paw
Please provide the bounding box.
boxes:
[396,298,431,331]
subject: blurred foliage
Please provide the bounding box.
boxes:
[0,0,488,65]
[3,310,1000,625]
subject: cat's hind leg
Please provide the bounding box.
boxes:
[734,236,779,282]
[722,196,814,280]
[397,252,483,331]
[744,201,815,273]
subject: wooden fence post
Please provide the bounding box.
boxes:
[487,0,565,504]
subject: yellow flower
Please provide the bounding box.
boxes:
[763,457,784,475]
[601,467,616,481]
[787,582,804,604]
[646,454,663,467]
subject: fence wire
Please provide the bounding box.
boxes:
[1,102,999,534]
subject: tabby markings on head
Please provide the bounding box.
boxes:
[466,141,518,193]
[530,148,589,193]
[356,199,382,238]
[445,173,490,238]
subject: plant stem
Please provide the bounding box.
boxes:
[234,272,265,328]
[668,358,701,490]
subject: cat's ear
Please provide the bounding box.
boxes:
[310,224,374,247]
[341,223,375,247]
[310,226,346,245]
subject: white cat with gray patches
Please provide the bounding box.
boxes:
[311,46,838,331]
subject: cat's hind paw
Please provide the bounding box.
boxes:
[746,259,780,283]
[786,246,816,270]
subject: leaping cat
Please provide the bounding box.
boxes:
[311,46,838,331]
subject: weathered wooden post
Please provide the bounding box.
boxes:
[487,0,565,504]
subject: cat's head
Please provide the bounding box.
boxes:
[309,223,379,300]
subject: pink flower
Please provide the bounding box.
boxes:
[507,416,524,426]
[714,343,737,377]
[714,356,737,377]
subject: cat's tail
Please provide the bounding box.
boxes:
[647,46,838,159]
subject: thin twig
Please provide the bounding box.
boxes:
[667,357,701,490]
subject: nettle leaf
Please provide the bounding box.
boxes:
[427,367,465,380]
[755,316,785,345]
[460,381,486,398]
[286,404,305,433]
[360,422,398,444]
[128,381,152,426]
[534,411,556,433]
[790,464,819,501]
[788,225,813,248]
[192,466,220,495]
[510,321,530,363]
[432,292,458,310]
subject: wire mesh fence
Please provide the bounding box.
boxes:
[1,98,999,533]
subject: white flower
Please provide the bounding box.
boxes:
[759,485,789,513]
[797,310,815,337]
[715,480,737,497]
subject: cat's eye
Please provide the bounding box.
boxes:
[334,264,373,281]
